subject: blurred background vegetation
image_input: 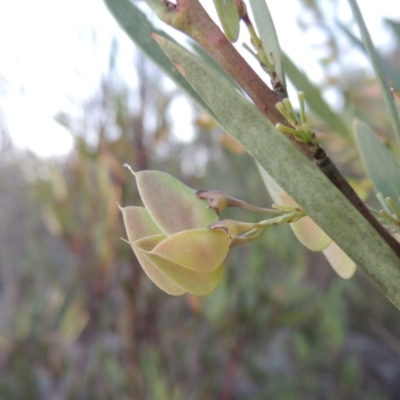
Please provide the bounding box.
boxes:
[1,1,400,399]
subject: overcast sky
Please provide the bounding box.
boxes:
[0,0,399,157]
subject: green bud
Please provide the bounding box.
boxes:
[213,0,241,43]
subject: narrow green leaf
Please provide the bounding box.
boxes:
[190,41,245,95]
[153,35,400,309]
[282,53,350,138]
[354,120,400,209]
[248,0,286,89]
[347,0,400,148]
[103,0,216,117]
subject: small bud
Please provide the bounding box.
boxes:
[213,0,240,42]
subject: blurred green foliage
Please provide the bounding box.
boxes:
[1,5,400,398]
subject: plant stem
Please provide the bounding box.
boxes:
[318,154,400,258]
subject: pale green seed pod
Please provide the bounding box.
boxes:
[135,170,218,235]
[121,207,230,296]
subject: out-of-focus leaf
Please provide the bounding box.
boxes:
[339,23,400,93]
[153,34,400,308]
[385,18,400,41]
[60,302,90,343]
[103,0,217,118]
[343,0,400,146]
[354,120,400,209]
[249,0,286,88]
[282,53,350,138]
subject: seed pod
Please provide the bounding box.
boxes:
[121,169,232,296]
[135,170,218,235]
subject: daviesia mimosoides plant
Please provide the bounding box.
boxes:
[106,0,400,309]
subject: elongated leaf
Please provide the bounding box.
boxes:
[190,41,245,95]
[103,0,216,118]
[153,35,400,309]
[347,0,400,147]
[248,0,286,88]
[354,120,400,209]
[282,53,350,138]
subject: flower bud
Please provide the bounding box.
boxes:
[213,0,240,43]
